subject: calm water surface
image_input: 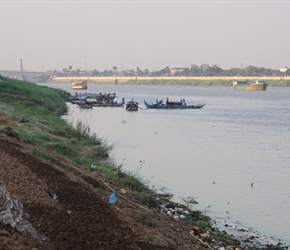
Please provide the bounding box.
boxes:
[41,83,290,246]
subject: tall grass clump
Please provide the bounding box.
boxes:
[0,76,69,115]
[0,76,111,170]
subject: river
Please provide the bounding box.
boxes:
[39,83,290,247]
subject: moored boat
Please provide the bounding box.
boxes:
[145,98,205,109]
[69,92,116,104]
[72,80,88,90]
[144,100,159,109]
[156,102,205,109]
[78,103,93,109]
[92,98,125,108]
[233,80,267,91]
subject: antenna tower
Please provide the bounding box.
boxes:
[20,59,26,81]
[20,59,24,71]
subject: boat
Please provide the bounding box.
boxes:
[92,98,125,108]
[126,100,139,111]
[69,92,116,105]
[156,102,205,109]
[144,100,159,109]
[78,93,116,103]
[145,99,205,109]
[232,80,267,91]
[72,80,88,90]
[78,103,93,109]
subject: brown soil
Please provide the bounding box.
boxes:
[0,112,219,250]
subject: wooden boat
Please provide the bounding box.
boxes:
[233,80,267,91]
[145,99,205,109]
[72,80,88,90]
[126,100,139,111]
[92,98,125,108]
[80,93,116,103]
[78,103,93,109]
[156,102,205,109]
[144,100,158,109]
[70,92,116,104]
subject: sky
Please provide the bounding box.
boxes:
[1,0,290,72]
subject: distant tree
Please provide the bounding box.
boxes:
[112,66,118,71]
[244,66,256,76]
[144,69,149,76]
[158,66,170,76]
[91,69,100,76]
[101,70,113,76]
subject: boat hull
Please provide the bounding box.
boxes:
[78,104,93,109]
[72,86,87,90]
[92,101,125,108]
[156,103,205,109]
[233,84,267,91]
[233,81,267,91]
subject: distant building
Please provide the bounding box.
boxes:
[188,64,199,69]
[170,67,186,75]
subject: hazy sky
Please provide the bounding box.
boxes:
[1,1,289,72]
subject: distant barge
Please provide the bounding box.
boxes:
[233,80,267,91]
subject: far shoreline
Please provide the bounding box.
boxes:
[46,76,290,87]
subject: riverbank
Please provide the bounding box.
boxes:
[0,76,288,249]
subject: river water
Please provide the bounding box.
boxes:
[40,83,290,247]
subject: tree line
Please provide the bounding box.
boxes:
[58,65,289,77]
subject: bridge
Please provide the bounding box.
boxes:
[0,69,55,76]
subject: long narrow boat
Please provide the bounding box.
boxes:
[83,93,116,103]
[156,102,205,109]
[78,103,93,109]
[92,99,125,108]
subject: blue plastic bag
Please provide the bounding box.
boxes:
[109,191,116,204]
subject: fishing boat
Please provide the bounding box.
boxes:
[126,100,139,111]
[156,102,205,109]
[82,93,116,103]
[69,92,116,105]
[72,80,88,90]
[78,103,93,109]
[144,100,159,109]
[145,99,205,109]
[92,98,125,108]
[232,80,267,91]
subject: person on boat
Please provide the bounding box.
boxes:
[183,98,186,105]
[166,98,169,105]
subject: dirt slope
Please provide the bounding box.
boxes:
[0,129,214,250]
